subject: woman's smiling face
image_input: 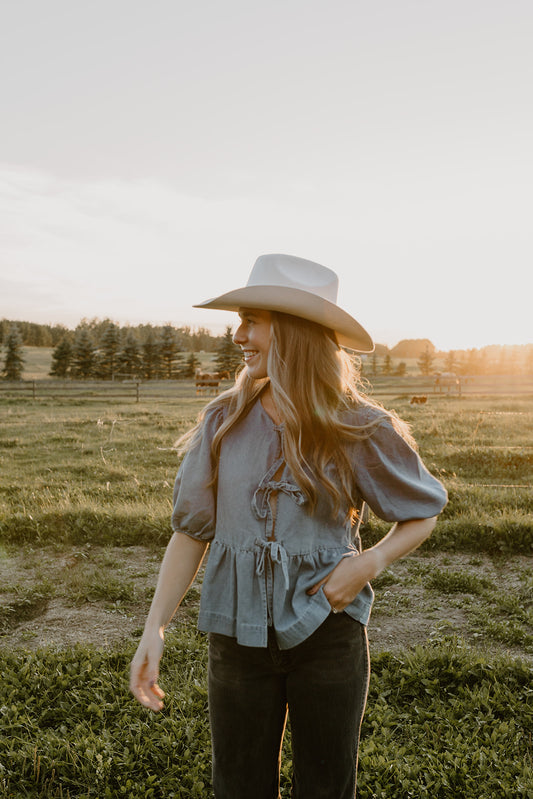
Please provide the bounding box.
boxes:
[233,309,272,379]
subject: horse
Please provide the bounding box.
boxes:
[434,372,462,395]
[195,370,231,395]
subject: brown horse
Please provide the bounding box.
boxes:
[195,370,231,395]
[434,372,462,395]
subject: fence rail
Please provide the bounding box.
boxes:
[0,379,204,402]
[1,375,532,403]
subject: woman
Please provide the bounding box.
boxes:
[130,254,447,798]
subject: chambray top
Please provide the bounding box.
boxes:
[171,399,447,649]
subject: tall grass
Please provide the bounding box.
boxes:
[1,394,532,552]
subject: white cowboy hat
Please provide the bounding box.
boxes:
[194,253,374,353]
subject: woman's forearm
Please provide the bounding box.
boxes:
[367,516,437,577]
[143,531,209,633]
[309,516,438,611]
[130,531,208,711]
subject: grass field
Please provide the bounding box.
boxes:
[0,386,532,797]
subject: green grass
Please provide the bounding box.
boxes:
[0,632,211,798]
[425,567,493,594]
[1,391,532,795]
[359,643,532,798]
[0,400,198,545]
[0,634,530,798]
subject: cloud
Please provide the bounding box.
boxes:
[0,165,314,326]
[0,163,530,348]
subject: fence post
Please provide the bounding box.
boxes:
[32,381,36,400]
[136,382,140,403]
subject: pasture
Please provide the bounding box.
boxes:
[0,385,532,797]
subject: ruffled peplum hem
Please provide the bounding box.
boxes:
[197,538,374,649]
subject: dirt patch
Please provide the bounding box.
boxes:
[0,545,531,662]
[0,595,50,633]
[1,598,145,649]
[0,545,161,651]
[368,551,533,661]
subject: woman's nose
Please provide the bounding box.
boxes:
[233,324,245,345]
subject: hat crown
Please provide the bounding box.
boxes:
[247,254,338,303]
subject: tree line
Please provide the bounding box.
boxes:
[0,318,220,352]
[1,321,242,381]
[2,318,532,381]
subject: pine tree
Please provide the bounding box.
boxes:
[117,331,143,378]
[444,350,457,373]
[215,326,242,376]
[191,326,218,351]
[382,354,392,376]
[395,361,407,377]
[72,329,96,378]
[159,325,182,379]
[49,338,73,378]
[142,329,162,380]
[417,346,435,376]
[2,324,25,380]
[97,322,121,379]
[183,352,200,378]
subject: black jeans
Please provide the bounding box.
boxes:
[208,612,370,799]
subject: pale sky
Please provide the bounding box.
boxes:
[1,0,531,350]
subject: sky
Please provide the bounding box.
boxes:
[1,0,532,351]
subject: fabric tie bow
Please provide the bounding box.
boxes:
[255,538,290,590]
[252,479,306,538]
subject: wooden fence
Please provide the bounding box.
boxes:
[0,379,204,402]
[0,375,532,403]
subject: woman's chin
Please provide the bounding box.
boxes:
[245,364,268,380]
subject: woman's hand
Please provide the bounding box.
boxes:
[307,518,438,613]
[306,550,379,613]
[129,627,166,712]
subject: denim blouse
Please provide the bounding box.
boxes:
[171,399,447,650]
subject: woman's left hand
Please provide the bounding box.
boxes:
[306,550,378,613]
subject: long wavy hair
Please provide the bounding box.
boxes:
[177,311,415,518]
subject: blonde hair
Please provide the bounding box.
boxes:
[177,311,414,519]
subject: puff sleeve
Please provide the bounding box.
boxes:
[171,406,225,541]
[351,413,448,523]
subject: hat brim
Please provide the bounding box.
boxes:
[194,285,374,353]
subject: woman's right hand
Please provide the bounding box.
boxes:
[129,627,166,712]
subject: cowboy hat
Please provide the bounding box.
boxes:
[194,253,374,352]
